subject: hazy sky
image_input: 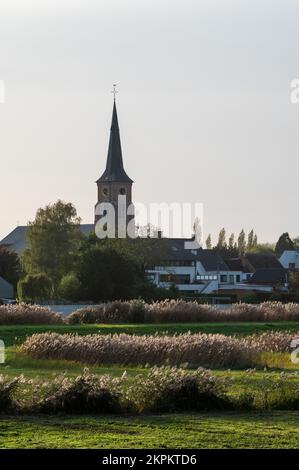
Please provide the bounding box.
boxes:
[0,0,298,243]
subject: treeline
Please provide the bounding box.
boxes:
[14,200,177,303]
[205,228,299,257]
[1,199,299,303]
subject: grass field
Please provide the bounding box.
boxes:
[1,412,299,449]
[1,321,299,347]
[0,322,298,449]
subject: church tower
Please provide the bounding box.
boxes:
[95,91,134,237]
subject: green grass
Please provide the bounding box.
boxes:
[1,412,299,448]
[1,323,299,449]
[1,321,298,347]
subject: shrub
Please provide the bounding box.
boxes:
[67,299,146,324]
[38,371,123,414]
[17,273,52,302]
[127,367,231,413]
[58,273,82,302]
[21,331,258,369]
[67,300,299,324]
[0,376,20,412]
[0,303,63,325]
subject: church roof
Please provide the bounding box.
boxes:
[97,100,133,184]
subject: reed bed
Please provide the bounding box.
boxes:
[67,300,299,324]
[21,330,297,369]
[0,303,62,325]
[1,368,299,414]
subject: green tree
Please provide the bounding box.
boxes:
[246,243,275,254]
[289,271,299,295]
[76,244,141,302]
[17,273,52,302]
[217,228,227,251]
[237,229,246,255]
[205,234,212,249]
[58,273,82,302]
[275,232,294,256]
[0,245,21,287]
[247,229,254,250]
[22,200,82,291]
[227,233,238,257]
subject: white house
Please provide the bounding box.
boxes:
[146,238,279,296]
[279,250,299,270]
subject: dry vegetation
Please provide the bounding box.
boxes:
[67,300,299,324]
[1,368,299,414]
[1,301,299,325]
[20,330,297,369]
[0,303,63,325]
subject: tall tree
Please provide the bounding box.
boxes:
[227,233,238,257]
[275,232,294,256]
[22,200,82,290]
[217,228,227,251]
[247,229,254,250]
[205,234,212,249]
[0,245,21,287]
[77,244,140,302]
[237,229,246,255]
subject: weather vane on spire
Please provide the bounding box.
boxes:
[111,84,118,101]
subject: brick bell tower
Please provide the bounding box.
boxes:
[95,88,134,237]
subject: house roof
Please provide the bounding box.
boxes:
[245,253,283,270]
[164,238,199,261]
[1,224,94,256]
[225,258,248,272]
[248,268,287,284]
[0,276,14,298]
[97,100,133,184]
[197,250,229,271]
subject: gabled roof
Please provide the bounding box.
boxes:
[97,101,133,184]
[164,238,199,261]
[0,276,14,298]
[248,268,287,284]
[0,226,28,255]
[245,253,283,270]
[1,224,94,256]
[197,249,229,271]
[224,258,247,272]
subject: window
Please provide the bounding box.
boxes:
[229,275,234,284]
[167,260,194,266]
[289,263,296,270]
[197,274,218,281]
[159,274,190,284]
[236,275,241,283]
[119,187,126,195]
[102,187,108,195]
[220,275,228,283]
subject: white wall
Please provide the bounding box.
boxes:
[279,250,299,269]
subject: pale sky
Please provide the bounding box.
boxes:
[0,0,298,243]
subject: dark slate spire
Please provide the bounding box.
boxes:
[97,99,133,183]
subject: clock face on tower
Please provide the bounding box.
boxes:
[119,187,126,195]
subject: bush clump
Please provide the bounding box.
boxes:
[127,366,231,412]
[0,376,20,412]
[37,371,122,414]
[21,331,259,369]
[0,303,63,325]
[67,300,299,324]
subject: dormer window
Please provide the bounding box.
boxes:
[119,187,126,195]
